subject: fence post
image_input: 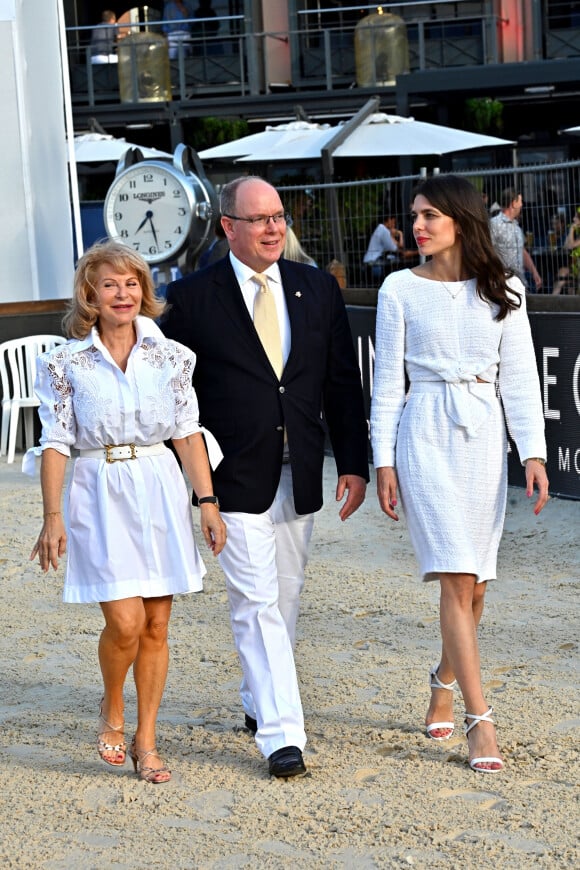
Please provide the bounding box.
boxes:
[321,97,381,263]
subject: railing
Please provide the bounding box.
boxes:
[68,15,248,105]
[65,4,580,107]
[277,160,580,294]
[292,8,498,89]
[73,159,580,293]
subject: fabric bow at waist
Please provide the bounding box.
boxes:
[410,380,497,437]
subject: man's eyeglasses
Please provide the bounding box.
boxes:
[222,212,292,228]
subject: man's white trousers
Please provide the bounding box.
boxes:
[218,465,314,758]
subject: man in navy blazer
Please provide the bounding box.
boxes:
[162,176,369,778]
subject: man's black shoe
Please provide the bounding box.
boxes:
[244,713,257,734]
[268,746,307,778]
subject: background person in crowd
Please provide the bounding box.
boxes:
[552,207,580,294]
[191,0,220,53]
[363,216,404,282]
[28,240,226,785]
[90,9,117,62]
[371,174,548,774]
[547,210,568,250]
[162,176,369,779]
[564,206,580,281]
[545,210,570,293]
[196,220,229,270]
[162,0,195,58]
[481,184,501,216]
[283,225,317,266]
[489,187,542,291]
[192,0,219,35]
[288,188,316,240]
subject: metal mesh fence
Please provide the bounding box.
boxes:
[278,160,580,293]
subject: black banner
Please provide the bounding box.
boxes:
[518,312,580,499]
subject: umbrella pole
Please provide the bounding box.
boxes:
[322,172,345,268]
[321,97,381,272]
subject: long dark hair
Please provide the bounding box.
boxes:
[413,174,521,320]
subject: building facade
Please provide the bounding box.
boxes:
[64,1,580,161]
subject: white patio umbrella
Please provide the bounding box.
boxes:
[562,126,580,135]
[198,121,336,161]
[231,113,514,164]
[70,133,172,163]
[330,113,515,158]
[200,107,515,267]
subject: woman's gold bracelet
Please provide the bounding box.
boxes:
[525,457,546,466]
[44,511,62,518]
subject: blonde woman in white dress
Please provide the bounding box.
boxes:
[371,175,549,773]
[29,241,226,783]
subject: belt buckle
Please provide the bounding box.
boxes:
[104,444,119,463]
[104,444,137,463]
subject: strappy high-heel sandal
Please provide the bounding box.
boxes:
[426,665,457,740]
[464,707,504,773]
[97,700,126,766]
[129,739,171,784]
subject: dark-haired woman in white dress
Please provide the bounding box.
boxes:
[371,175,549,773]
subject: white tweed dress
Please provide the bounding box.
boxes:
[370,270,546,583]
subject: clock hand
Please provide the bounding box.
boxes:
[146,212,160,249]
[135,213,150,234]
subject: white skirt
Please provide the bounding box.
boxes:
[396,381,508,582]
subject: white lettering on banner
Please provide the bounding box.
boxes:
[573,354,580,415]
[543,348,561,420]
[557,447,580,475]
[356,334,375,396]
[559,447,571,472]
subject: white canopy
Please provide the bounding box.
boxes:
[70,133,172,163]
[198,121,336,161]
[204,113,514,164]
[330,113,515,158]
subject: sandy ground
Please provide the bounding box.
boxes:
[0,456,578,869]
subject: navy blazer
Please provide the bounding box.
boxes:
[162,256,369,514]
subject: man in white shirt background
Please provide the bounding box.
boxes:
[363,216,405,282]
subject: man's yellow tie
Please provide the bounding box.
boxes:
[252,273,283,378]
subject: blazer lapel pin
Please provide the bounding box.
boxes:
[295,291,302,298]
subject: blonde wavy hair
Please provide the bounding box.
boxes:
[62,239,166,338]
[283,226,316,267]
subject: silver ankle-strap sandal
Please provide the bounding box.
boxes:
[464,706,504,772]
[426,665,457,741]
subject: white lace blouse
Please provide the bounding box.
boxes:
[35,316,202,455]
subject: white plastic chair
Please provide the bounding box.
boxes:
[0,335,67,464]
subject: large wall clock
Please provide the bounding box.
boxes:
[104,144,215,264]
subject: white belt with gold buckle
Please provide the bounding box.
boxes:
[79,443,167,463]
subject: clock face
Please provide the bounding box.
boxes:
[104,162,195,264]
